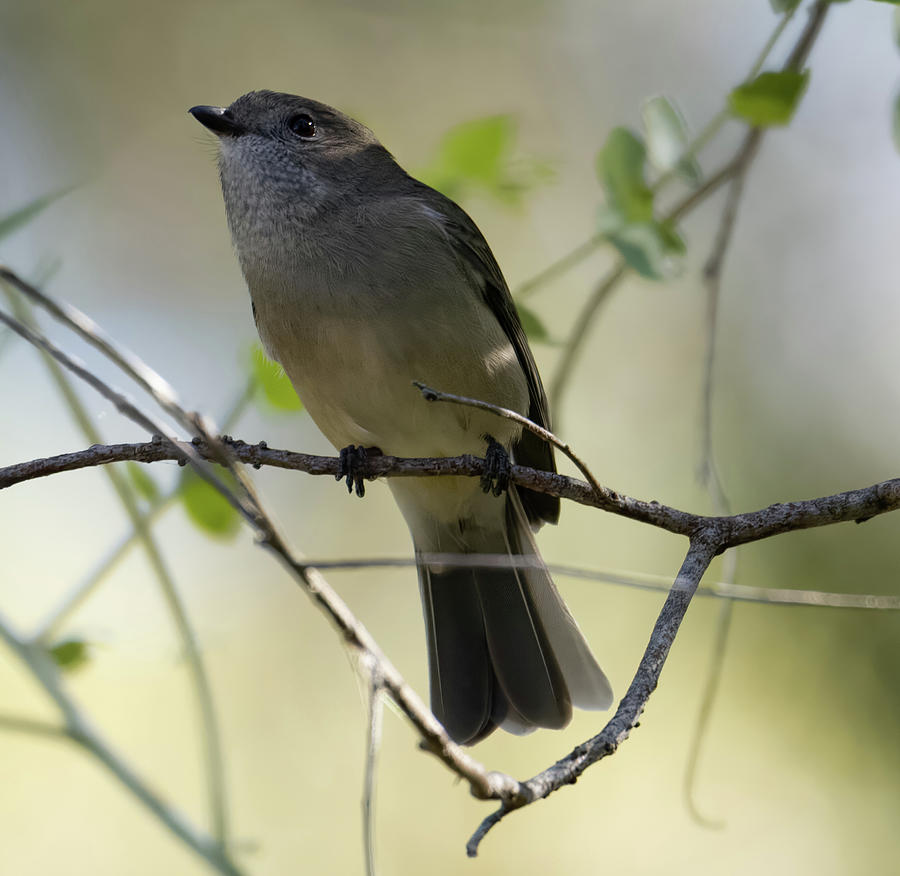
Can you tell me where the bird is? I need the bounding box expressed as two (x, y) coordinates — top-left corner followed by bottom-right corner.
(190, 91), (612, 744)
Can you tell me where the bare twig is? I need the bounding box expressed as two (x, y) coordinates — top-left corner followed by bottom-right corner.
(684, 598), (733, 829)
(413, 381), (607, 497)
(3, 254), (897, 857)
(0, 714), (68, 739)
(0, 277), (515, 805)
(680, 0), (834, 815)
(303, 555), (900, 611)
(2, 288), (232, 845)
(514, 232), (605, 299)
(510, 5), (801, 309)
(549, 0), (831, 416)
(468, 538), (719, 854)
(30, 376), (256, 645)
(0, 611), (244, 876)
(688, 105), (761, 836)
(362, 657), (384, 876)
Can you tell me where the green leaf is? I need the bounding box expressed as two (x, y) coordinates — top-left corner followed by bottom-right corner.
(641, 95), (701, 185)
(437, 115), (513, 185)
(728, 70), (811, 126)
(0, 188), (72, 243)
(516, 301), (550, 343)
(250, 344), (303, 412)
(179, 468), (241, 538)
(895, 8), (900, 48)
(893, 91), (900, 154)
(596, 128), (654, 223)
(606, 221), (685, 280)
(125, 461), (159, 502)
(49, 638), (90, 672)
(870, 0), (900, 5)
(417, 115), (549, 206)
(769, 0), (802, 11)
(641, 96), (702, 185)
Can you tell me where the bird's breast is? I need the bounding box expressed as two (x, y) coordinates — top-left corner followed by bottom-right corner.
(247, 262), (528, 460)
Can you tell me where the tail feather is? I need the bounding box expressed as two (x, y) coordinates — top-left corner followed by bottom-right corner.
(416, 487), (612, 745)
(418, 561), (495, 745)
(503, 494), (614, 712)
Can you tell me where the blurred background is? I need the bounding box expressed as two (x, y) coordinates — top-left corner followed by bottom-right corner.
(2, 0), (900, 873)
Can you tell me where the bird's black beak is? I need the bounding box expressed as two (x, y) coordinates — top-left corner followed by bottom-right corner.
(189, 105), (243, 137)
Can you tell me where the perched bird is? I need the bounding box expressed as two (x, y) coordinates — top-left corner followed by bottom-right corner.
(190, 91), (612, 744)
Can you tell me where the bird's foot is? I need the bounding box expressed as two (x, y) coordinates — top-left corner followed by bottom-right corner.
(336, 445), (380, 497)
(480, 435), (511, 497)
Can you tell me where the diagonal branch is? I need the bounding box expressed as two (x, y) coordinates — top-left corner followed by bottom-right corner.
(0, 611), (244, 876)
(3, 285), (232, 843)
(0, 277), (516, 804)
(2, 245), (898, 859)
(467, 538), (719, 855)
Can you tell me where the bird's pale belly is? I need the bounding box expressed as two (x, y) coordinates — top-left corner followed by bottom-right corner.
(255, 291), (528, 461)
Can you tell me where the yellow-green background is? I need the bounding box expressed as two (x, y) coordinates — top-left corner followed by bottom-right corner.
(2, 0), (900, 873)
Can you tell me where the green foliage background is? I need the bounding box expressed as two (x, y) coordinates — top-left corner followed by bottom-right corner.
(2, 1), (900, 874)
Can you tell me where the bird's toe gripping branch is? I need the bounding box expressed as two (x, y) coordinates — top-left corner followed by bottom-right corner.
(480, 435), (511, 497)
(336, 445), (381, 497)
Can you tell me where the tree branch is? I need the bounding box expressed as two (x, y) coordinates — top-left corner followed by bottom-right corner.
(3, 437), (900, 550)
(467, 538), (719, 854)
(0, 612), (244, 876)
(0, 275), (518, 805)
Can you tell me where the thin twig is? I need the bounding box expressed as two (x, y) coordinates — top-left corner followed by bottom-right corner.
(514, 233), (605, 299)
(413, 381), (607, 497)
(687, 112), (761, 836)
(30, 377), (256, 645)
(468, 538), (719, 855)
(683, 598), (733, 829)
(549, 0), (830, 416)
(510, 5), (799, 306)
(0, 276), (514, 804)
(362, 657), (384, 876)
(0, 612), (244, 876)
(0, 714), (68, 739)
(2, 287), (231, 846)
(548, 260), (626, 413)
(301, 555), (900, 610)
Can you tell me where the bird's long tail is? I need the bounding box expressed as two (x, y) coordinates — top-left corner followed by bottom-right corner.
(416, 489), (612, 745)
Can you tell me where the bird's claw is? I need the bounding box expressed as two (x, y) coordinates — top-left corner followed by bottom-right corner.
(480, 436), (511, 497)
(337, 445), (379, 498)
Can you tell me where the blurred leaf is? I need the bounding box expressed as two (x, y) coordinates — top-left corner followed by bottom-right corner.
(769, 0), (802, 11)
(48, 638), (90, 672)
(895, 8), (900, 47)
(641, 96), (702, 184)
(417, 115), (550, 205)
(870, 0), (900, 4)
(657, 220), (687, 256)
(125, 461), (159, 502)
(0, 188), (72, 243)
(250, 344), (303, 412)
(596, 127), (686, 280)
(729, 70), (811, 126)
(596, 128), (654, 223)
(438, 115), (512, 185)
(179, 468), (241, 538)
(606, 221), (685, 280)
(516, 301), (550, 343)
(893, 91), (900, 154)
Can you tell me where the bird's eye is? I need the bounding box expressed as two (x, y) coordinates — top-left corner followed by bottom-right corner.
(287, 113), (317, 138)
